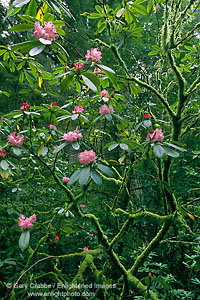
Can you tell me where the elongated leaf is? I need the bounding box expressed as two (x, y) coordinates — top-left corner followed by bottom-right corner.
(143, 120), (152, 128)
(39, 38), (52, 45)
(131, 3), (147, 15)
(108, 143), (119, 151)
(147, 0), (154, 13)
(13, 0), (31, 8)
(29, 45), (45, 56)
(13, 147), (22, 156)
(97, 64), (115, 74)
(82, 75), (97, 93)
(72, 142), (80, 150)
(162, 146), (179, 158)
(105, 114), (112, 121)
(153, 144), (165, 158)
(8, 24), (33, 32)
(90, 168), (102, 185)
(119, 143), (129, 151)
(125, 6), (132, 24)
(68, 169), (81, 185)
(19, 231), (30, 251)
(53, 142), (66, 154)
(78, 166), (90, 185)
(97, 164), (114, 177)
(1, 160), (9, 170)
(40, 146), (48, 156)
(163, 142), (186, 152)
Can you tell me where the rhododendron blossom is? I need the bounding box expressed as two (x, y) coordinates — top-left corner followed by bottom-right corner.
(99, 105), (114, 115)
(50, 102), (57, 107)
(79, 149), (97, 165)
(48, 123), (57, 130)
(54, 235), (59, 241)
(73, 62), (84, 71)
(146, 128), (165, 142)
(85, 48), (102, 63)
(84, 247), (89, 251)
(101, 89), (110, 99)
(18, 214), (36, 230)
(89, 233), (94, 237)
(62, 176), (70, 183)
(0, 150), (7, 159)
(63, 129), (83, 143)
(33, 21), (58, 41)
(8, 132), (24, 147)
(20, 102), (29, 111)
(72, 106), (84, 114)
(144, 113), (152, 119)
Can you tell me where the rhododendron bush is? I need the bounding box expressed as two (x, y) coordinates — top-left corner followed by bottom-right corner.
(0, 0), (199, 300)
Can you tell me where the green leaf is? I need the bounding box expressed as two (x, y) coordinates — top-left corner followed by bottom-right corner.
(7, 6), (22, 17)
(13, 0), (31, 8)
(68, 169), (81, 185)
(97, 64), (115, 74)
(125, 6), (133, 24)
(29, 45), (45, 56)
(13, 147), (22, 156)
(82, 75), (97, 93)
(78, 167), (90, 185)
(62, 226), (73, 234)
(90, 168), (102, 185)
(0, 160), (9, 170)
(105, 114), (112, 121)
(39, 38), (52, 45)
(119, 143), (129, 151)
(40, 146), (48, 156)
(72, 142), (80, 150)
(95, 5), (103, 14)
(108, 143), (119, 151)
(24, 70), (37, 82)
(26, 0), (37, 17)
(163, 142), (186, 152)
(8, 24), (33, 32)
(52, 142), (66, 154)
(19, 231), (30, 251)
(60, 74), (74, 93)
(147, 0), (154, 13)
(97, 164), (114, 177)
(153, 144), (165, 158)
(143, 120), (151, 127)
(162, 146), (179, 158)
(148, 50), (158, 55)
(131, 3), (147, 15)
(88, 13), (102, 19)
(18, 14), (37, 23)
(51, 2), (61, 14)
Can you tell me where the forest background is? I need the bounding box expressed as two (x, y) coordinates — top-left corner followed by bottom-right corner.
(0, 0), (200, 299)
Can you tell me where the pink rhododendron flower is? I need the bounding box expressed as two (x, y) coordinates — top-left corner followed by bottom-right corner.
(146, 128), (165, 142)
(85, 48), (102, 63)
(50, 102), (57, 107)
(94, 66), (103, 76)
(20, 102), (29, 111)
(0, 150), (7, 159)
(63, 129), (83, 143)
(99, 105), (114, 115)
(144, 113), (152, 119)
(79, 149), (97, 165)
(62, 176), (70, 183)
(84, 247), (89, 251)
(101, 89), (110, 99)
(89, 233), (93, 237)
(73, 62), (84, 71)
(18, 214), (36, 230)
(48, 123), (57, 130)
(33, 21), (58, 41)
(8, 132), (24, 147)
(1, 116), (3, 120)
(72, 106), (84, 114)
(80, 204), (85, 208)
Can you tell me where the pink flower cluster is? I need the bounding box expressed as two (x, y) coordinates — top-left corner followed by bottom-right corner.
(144, 113), (152, 119)
(63, 129), (83, 143)
(20, 102), (29, 111)
(146, 129), (165, 142)
(101, 89), (110, 99)
(99, 105), (114, 115)
(79, 149), (97, 165)
(8, 132), (24, 147)
(85, 48), (102, 63)
(49, 123), (57, 130)
(33, 21), (58, 42)
(18, 214), (36, 230)
(0, 150), (7, 159)
(62, 176), (69, 183)
(72, 106), (84, 114)
(51, 102), (57, 107)
(73, 62), (84, 71)
(94, 66), (102, 76)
